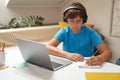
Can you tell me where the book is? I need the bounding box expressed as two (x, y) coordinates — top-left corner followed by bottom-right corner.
(85, 72), (120, 80)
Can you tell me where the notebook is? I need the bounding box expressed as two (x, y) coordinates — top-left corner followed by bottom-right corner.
(86, 72), (120, 80)
(16, 38), (72, 71)
(79, 58), (101, 69)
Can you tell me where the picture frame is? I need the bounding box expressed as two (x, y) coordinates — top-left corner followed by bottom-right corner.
(110, 0), (120, 37)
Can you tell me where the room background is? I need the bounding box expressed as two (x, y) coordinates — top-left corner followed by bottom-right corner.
(0, 0), (120, 63)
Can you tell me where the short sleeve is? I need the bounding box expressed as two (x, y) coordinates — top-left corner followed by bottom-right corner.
(54, 28), (65, 43)
(89, 29), (103, 47)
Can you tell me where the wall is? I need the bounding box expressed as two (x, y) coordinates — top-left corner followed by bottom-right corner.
(61, 0), (120, 62)
(0, 0), (61, 25)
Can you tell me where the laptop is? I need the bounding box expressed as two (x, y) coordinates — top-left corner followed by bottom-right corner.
(16, 38), (72, 71)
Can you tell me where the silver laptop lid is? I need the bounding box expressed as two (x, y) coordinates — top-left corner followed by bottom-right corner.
(16, 38), (54, 70)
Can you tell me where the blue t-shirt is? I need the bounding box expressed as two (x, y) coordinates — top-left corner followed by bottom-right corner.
(54, 25), (103, 57)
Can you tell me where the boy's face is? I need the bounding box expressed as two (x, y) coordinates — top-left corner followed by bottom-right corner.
(67, 16), (83, 30)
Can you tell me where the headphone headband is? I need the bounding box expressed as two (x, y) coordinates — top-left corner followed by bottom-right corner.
(63, 6), (88, 23)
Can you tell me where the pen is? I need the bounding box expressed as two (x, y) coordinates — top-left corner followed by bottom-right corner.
(84, 49), (100, 65)
(0, 43), (1, 52)
(1, 43), (5, 53)
(93, 49), (99, 56)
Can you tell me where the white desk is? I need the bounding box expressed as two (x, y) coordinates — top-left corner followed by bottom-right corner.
(0, 46), (120, 80)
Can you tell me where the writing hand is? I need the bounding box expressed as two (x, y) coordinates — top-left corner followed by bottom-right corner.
(86, 56), (104, 66)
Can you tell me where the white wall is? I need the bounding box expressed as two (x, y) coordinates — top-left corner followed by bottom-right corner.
(0, 0), (61, 24)
(83, 0), (120, 63)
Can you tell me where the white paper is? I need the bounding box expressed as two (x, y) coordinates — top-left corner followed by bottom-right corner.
(78, 60), (101, 69)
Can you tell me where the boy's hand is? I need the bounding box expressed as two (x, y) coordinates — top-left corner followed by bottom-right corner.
(65, 53), (84, 62)
(86, 56), (104, 66)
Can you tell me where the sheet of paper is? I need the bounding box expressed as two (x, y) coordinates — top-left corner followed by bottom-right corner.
(78, 60), (101, 69)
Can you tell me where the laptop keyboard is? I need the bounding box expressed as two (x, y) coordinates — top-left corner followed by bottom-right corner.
(51, 61), (63, 68)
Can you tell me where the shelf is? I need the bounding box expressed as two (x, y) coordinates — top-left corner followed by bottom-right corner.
(5, 0), (69, 7)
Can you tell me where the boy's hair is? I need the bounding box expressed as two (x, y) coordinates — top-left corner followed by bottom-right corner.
(63, 2), (88, 24)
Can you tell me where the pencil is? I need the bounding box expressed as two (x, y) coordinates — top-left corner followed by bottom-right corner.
(0, 43), (1, 52)
(1, 42), (5, 52)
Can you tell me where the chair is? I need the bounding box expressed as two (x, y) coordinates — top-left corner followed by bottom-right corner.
(94, 32), (105, 56)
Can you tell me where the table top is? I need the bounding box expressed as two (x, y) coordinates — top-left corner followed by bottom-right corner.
(0, 46), (120, 80)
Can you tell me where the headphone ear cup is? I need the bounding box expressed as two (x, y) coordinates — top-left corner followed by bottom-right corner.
(83, 15), (88, 23)
(63, 12), (67, 22)
(63, 17), (67, 22)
